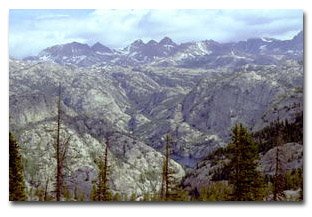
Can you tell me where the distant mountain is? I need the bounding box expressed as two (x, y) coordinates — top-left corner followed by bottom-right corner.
(23, 41), (118, 67)
(91, 42), (112, 54)
(23, 31), (303, 68)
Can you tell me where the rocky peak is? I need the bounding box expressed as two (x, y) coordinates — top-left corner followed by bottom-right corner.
(40, 41), (92, 57)
(146, 40), (158, 46)
(130, 39), (145, 47)
(292, 30), (303, 43)
(91, 42), (112, 53)
(159, 36), (176, 46)
(64, 41), (91, 50)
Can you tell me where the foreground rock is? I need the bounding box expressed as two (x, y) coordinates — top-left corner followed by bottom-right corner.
(18, 122), (185, 200)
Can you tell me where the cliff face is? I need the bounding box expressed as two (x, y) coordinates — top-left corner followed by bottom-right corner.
(182, 62), (303, 139)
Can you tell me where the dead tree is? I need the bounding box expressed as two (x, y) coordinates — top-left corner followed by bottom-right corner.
(160, 134), (181, 201)
(54, 83), (71, 201)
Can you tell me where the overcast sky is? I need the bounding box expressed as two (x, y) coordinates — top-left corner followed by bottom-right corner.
(9, 9), (303, 59)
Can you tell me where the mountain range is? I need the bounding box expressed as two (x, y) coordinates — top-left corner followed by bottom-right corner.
(23, 31), (303, 68)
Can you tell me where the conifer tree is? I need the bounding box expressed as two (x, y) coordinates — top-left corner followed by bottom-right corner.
(199, 186), (209, 201)
(272, 120), (286, 201)
(197, 182), (230, 201)
(160, 134), (185, 201)
(130, 193), (136, 201)
(228, 123), (265, 201)
(9, 132), (27, 201)
(113, 193), (121, 201)
(90, 183), (98, 201)
(96, 137), (111, 201)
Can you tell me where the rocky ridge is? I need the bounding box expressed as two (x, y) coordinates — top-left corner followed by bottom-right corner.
(23, 31), (303, 68)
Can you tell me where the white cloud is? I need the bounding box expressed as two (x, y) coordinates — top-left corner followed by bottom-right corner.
(9, 9), (303, 59)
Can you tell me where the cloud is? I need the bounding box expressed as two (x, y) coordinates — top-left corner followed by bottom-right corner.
(9, 9), (303, 59)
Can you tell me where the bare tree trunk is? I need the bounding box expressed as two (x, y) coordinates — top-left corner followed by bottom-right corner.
(165, 134), (170, 200)
(44, 178), (49, 201)
(273, 146), (279, 201)
(161, 134), (170, 201)
(56, 84), (62, 201)
(102, 138), (109, 200)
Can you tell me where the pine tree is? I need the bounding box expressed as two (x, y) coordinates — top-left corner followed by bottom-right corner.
(160, 134), (184, 201)
(113, 193), (122, 201)
(142, 193), (150, 201)
(130, 193), (136, 201)
(199, 186), (209, 201)
(9, 132), (27, 201)
(228, 123), (265, 201)
(272, 120), (286, 201)
(197, 181), (230, 201)
(96, 137), (111, 201)
(90, 183), (98, 201)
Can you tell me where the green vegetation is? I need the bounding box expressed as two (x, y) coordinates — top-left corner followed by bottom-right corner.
(9, 132), (27, 201)
(197, 182), (231, 201)
(227, 123), (265, 201)
(253, 110), (303, 154)
(160, 134), (187, 201)
(189, 116), (303, 202)
(93, 138), (111, 201)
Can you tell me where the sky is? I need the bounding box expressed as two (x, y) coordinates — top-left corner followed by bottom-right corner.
(9, 9), (303, 59)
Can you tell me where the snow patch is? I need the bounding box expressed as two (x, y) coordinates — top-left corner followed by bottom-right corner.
(261, 38), (273, 43)
(231, 50), (246, 59)
(96, 51), (113, 56)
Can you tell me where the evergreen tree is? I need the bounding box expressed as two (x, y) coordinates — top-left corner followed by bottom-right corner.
(63, 188), (72, 201)
(78, 193), (85, 201)
(130, 193), (136, 201)
(9, 132), (27, 201)
(197, 182), (231, 201)
(96, 137), (111, 201)
(90, 183), (98, 201)
(142, 193), (150, 201)
(285, 168), (303, 200)
(113, 193), (122, 201)
(228, 123), (265, 201)
(160, 134), (185, 201)
(272, 120), (286, 201)
(199, 186), (209, 201)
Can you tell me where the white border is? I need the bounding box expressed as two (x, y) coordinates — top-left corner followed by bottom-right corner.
(1, 1), (310, 217)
